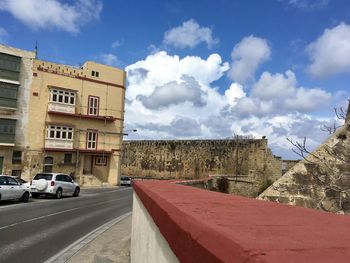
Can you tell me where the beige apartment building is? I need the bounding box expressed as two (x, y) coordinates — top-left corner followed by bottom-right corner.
(0, 44), (126, 186)
(0, 45), (35, 178)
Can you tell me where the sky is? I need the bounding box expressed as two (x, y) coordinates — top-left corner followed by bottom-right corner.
(1, 0), (350, 159)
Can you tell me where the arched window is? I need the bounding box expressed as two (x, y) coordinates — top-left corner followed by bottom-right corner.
(43, 156), (54, 172)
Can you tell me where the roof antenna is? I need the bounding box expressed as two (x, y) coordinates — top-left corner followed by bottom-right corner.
(34, 41), (38, 58)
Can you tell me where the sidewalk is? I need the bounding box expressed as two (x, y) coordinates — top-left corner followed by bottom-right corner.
(47, 213), (132, 263)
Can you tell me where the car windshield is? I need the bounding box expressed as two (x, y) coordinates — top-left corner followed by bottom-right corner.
(121, 176), (130, 180)
(17, 178), (26, 183)
(34, 173), (53, 180)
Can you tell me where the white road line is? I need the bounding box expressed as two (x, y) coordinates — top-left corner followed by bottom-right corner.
(0, 187), (132, 210)
(0, 196), (131, 231)
(45, 212), (132, 263)
(0, 207), (130, 260)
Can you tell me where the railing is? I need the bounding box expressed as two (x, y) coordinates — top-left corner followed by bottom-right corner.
(131, 180), (350, 263)
(48, 101), (75, 114)
(45, 139), (73, 149)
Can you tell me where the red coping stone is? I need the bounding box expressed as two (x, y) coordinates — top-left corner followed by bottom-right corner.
(133, 180), (350, 263)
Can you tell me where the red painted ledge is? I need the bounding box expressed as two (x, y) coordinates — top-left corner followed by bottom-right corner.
(37, 66), (125, 89)
(48, 111), (121, 122)
(133, 180), (350, 263)
(44, 148), (113, 154)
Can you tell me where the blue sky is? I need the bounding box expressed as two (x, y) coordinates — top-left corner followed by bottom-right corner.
(1, 0), (350, 159)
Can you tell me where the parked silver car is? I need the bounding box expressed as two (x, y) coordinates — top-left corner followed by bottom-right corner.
(0, 175), (30, 202)
(120, 176), (132, 186)
(30, 173), (80, 199)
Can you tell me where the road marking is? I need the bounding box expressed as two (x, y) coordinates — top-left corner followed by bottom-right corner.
(44, 212), (132, 263)
(0, 206), (131, 260)
(0, 187), (132, 210)
(0, 195), (132, 230)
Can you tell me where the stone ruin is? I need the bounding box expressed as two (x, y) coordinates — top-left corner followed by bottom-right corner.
(259, 100), (350, 214)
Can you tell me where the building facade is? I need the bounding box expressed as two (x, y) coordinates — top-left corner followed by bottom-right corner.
(0, 44), (126, 186)
(0, 44), (35, 177)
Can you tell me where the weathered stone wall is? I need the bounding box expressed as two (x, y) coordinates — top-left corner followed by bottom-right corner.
(281, 160), (300, 175)
(121, 139), (282, 196)
(259, 121), (350, 214)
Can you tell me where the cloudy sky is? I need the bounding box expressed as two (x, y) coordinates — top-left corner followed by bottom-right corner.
(1, 0), (350, 159)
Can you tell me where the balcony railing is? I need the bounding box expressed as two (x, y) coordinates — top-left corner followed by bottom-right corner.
(45, 139), (73, 150)
(48, 102), (75, 114)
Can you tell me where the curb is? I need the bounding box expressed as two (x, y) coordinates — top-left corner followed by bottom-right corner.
(45, 212), (132, 263)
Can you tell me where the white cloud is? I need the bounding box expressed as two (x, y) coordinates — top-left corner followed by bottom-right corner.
(124, 50), (334, 159)
(125, 51), (229, 137)
(96, 53), (118, 66)
(0, 27), (8, 43)
(252, 70), (296, 100)
(224, 83), (246, 106)
(111, 40), (122, 48)
(163, 19), (218, 49)
(287, 0), (329, 10)
(307, 23), (350, 78)
(0, 0), (102, 33)
(137, 75), (207, 109)
(229, 70), (332, 117)
(228, 35), (271, 83)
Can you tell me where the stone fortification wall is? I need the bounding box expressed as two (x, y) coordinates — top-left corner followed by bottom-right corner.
(121, 139), (282, 196)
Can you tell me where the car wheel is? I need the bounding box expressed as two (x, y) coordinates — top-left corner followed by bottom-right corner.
(20, 192), (30, 203)
(55, 188), (62, 199)
(32, 193), (40, 199)
(73, 187), (80, 197)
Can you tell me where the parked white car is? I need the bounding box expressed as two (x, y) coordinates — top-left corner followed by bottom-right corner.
(0, 175), (30, 202)
(120, 176), (132, 186)
(12, 177), (31, 190)
(30, 173), (80, 199)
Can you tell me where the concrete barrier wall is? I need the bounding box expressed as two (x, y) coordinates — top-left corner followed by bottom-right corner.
(130, 192), (179, 263)
(132, 180), (350, 263)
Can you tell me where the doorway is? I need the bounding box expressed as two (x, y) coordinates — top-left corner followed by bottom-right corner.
(83, 155), (92, 174)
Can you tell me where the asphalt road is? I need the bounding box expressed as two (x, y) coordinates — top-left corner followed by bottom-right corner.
(0, 187), (133, 263)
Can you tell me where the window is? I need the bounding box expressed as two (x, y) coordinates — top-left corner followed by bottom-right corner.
(34, 173), (53, 180)
(95, 156), (107, 166)
(11, 170), (21, 177)
(0, 82), (19, 108)
(64, 175), (73, 183)
(55, 174), (64, 181)
(12, 151), (22, 164)
(47, 125), (73, 140)
(91, 70), (99, 77)
(0, 176), (6, 185)
(88, 96), (99, 116)
(86, 130), (97, 149)
(43, 157), (53, 173)
(64, 153), (72, 164)
(7, 177), (19, 185)
(50, 88), (75, 105)
(0, 52), (21, 81)
(0, 118), (16, 144)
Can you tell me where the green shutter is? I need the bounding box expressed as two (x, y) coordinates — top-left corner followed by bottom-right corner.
(0, 82), (18, 108)
(0, 53), (21, 72)
(0, 118), (16, 143)
(0, 53), (21, 81)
